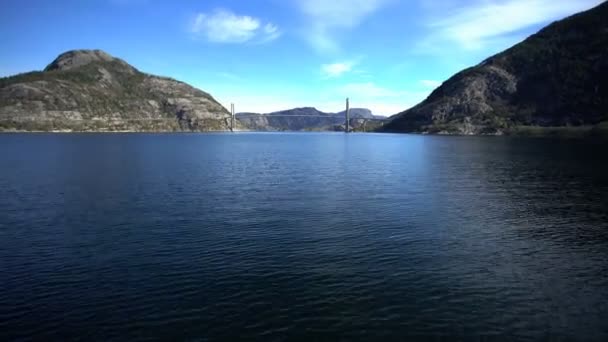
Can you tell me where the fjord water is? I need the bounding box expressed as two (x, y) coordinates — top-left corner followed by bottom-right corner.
(1, 133), (607, 340)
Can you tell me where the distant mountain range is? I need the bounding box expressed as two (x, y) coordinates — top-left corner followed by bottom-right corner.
(382, 1), (608, 135)
(237, 107), (386, 131)
(0, 50), (232, 132)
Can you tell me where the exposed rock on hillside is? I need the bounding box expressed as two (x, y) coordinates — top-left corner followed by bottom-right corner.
(0, 49), (232, 132)
(382, 2), (608, 134)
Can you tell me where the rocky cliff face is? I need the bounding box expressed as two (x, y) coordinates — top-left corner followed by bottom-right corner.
(382, 2), (608, 134)
(0, 49), (232, 132)
(237, 107), (384, 131)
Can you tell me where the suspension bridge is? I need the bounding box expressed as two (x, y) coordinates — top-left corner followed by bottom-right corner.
(229, 98), (388, 132)
(1, 98), (387, 132)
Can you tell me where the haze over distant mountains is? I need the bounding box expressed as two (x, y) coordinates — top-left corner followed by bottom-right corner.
(237, 107), (385, 131)
(0, 50), (232, 132)
(381, 1), (608, 135)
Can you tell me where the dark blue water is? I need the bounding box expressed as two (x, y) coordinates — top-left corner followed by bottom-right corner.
(1, 132), (607, 340)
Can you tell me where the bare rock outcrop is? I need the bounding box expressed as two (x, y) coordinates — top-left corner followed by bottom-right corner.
(0, 49), (232, 132)
(382, 2), (608, 135)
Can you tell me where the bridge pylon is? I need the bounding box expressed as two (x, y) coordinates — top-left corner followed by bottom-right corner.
(345, 98), (350, 133)
(230, 103), (235, 132)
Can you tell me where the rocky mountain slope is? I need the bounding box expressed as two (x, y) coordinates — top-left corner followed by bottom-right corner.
(237, 107), (385, 131)
(0, 50), (232, 132)
(382, 1), (608, 135)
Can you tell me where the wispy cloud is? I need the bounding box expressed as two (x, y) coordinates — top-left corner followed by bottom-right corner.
(321, 61), (357, 78)
(191, 9), (281, 44)
(420, 79), (441, 88)
(296, 0), (391, 53)
(260, 23), (281, 43)
(422, 0), (603, 50)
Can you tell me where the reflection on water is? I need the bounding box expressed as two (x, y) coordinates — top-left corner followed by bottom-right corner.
(1, 133), (607, 340)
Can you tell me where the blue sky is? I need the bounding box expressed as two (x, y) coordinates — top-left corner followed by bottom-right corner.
(0, 0), (603, 115)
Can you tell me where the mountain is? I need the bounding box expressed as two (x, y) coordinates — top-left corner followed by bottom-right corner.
(0, 49), (232, 132)
(237, 107), (385, 131)
(336, 108), (376, 119)
(382, 2), (608, 135)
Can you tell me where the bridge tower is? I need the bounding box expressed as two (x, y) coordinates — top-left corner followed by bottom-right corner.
(230, 103), (235, 132)
(345, 97), (350, 133)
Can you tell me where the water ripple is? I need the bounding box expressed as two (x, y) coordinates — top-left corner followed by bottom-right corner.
(1, 133), (607, 340)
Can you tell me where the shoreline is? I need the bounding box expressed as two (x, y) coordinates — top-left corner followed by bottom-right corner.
(2, 122), (607, 137)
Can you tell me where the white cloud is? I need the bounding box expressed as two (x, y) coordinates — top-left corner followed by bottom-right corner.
(424, 0), (603, 50)
(420, 79), (442, 88)
(259, 23), (281, 43)
(191, 9), (281, 44)
(321, 61), (356, 78)
(296, 0), (391, 53)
